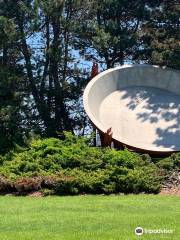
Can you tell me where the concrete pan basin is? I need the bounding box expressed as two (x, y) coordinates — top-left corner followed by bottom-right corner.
(83, 65), (180, 154)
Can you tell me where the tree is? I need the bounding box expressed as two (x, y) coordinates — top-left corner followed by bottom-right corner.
(75, 0), (149, 68)
(1, 0), (89, 138)
(0, 15), (25, 153)
(137, 0), (180, 69)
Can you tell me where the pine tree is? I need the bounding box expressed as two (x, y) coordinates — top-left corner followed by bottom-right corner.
(1, 0), (89, 138)
(76, 0), (148, 68)
(0, 14), (25, 153)
(138, 1), (180, 69)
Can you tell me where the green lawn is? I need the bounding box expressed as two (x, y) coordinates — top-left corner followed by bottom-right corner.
(0, 195), (179, 240)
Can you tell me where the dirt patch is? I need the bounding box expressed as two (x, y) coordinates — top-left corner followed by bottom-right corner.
(160, 187), (180, 196)
(27, 191), (44, 197)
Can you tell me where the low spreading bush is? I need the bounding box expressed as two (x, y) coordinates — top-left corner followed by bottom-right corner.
(0, 132), (175, 195)
(156, 153), (180, 171)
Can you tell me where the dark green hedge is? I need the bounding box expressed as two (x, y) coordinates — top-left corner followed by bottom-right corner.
(0, 132), (177, 195)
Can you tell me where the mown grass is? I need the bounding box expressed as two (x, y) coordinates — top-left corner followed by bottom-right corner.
(0, 195), (179, 240)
